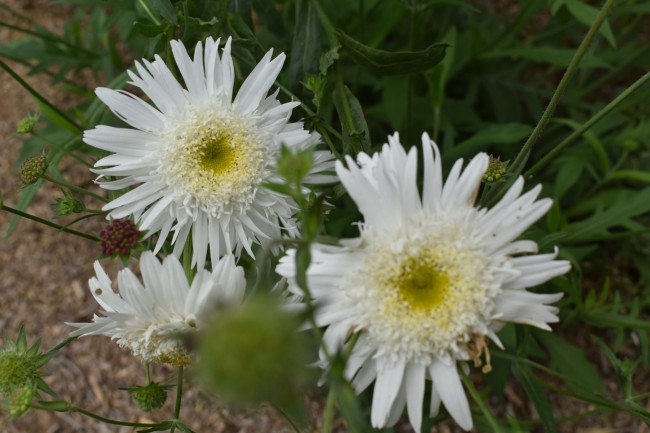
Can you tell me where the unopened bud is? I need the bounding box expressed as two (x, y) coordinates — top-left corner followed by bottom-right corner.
(130, 382), (167, 411)
(19, 155), (47, 186)
(7, 383), (35, 419)
(53, 191), (85, 218)
(16, 114), (39, 135)
(198, 296), (309, 407)
(100, 218), (142, 258)
(482, 155), (508, 184)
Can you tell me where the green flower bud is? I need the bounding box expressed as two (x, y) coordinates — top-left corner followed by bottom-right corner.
(130, 382), (167, 411)
(19, 155), (47, 186)
(16, 114), (39, 135)
(7, 383), (35, 419)
(53, 191), (85, 218)
(0, 326), (50, 398)
(482, 155), (508, 184)
(198, 297), (309, 407)
(0, 352), (37, 396)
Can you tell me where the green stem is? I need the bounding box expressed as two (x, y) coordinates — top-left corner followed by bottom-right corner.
(145, 362), (151, 384)
(322, 388), (336, 433)
(43, 175), (108, 203)
(71, 405), (160, 428)
(460, 370), (501, 433)
(0, 203), (99, 242)
(46, 336), (77, 356)
(525, 71), (650, 178)
(169, 367), (184, 433)
(0, 21), (96, 55)
(0, 59), (83, 132)
(489, 0), (616, 202)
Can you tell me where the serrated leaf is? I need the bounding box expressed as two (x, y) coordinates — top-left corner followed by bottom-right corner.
(337, 30), (448, 75)
(536, 332), (603, 394)
(563, 187), (650, 243)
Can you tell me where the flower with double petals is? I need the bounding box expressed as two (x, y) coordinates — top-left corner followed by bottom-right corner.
(277, 132), (571, 431)
(85, 37), (334, 269)
(69, 252), (245, 366)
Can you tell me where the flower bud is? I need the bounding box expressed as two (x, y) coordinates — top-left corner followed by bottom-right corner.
(53, 191), (85, 218)
(100, 218), (142, 258)
(198, 296), (309, 407)
(6, 383), (35, 419)
(130, 382), (167, 411)
(19, 155), (47, 186)
(482, 155), (508, 184)
(16, 114), (39, 135)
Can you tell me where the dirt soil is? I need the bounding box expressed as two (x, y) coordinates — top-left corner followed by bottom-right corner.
(0, 1), (648, 433)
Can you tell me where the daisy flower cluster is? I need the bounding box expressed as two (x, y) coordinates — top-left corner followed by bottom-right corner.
(70, 36), (570, 432)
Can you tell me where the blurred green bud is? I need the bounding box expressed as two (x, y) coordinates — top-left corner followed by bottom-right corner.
(622, 139), (639, 152)
(6, 383), (35, 419)
(482, 155), (508, 184)
(0, 327), (48, 397)
(16, 114), (39, 135)
(276, 145), (313, 185)
(130, 382), (167, 411)
(19, 155), (47, 186)
(198, 296), (309, 407)
(53, 191), (85, 218)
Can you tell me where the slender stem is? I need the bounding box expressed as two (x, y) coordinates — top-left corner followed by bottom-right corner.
(0, 59), (83, 132)
(1, 203), (99, 242)
(46, 336), (77, 355)
(460, 371), (501, 433)
(169, 367), (184, 433)
(145, 362), (151, 384)
(0, 21), (96, 55)
(525, 71), (650, 177)
(322, 388), (336, 433)
(43, 175), (108, 203)
(71, 405), (159, 428)
(502, 0), (616, 184)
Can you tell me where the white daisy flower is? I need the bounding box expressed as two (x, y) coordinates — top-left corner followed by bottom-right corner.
(68, 252), (246, 366)
(276, 132), (571, 431)
(85, 37), (335, 269)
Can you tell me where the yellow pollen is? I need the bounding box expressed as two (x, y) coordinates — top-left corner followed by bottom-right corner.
(396, 259), (449, 310)
(199, 134), (236, 175)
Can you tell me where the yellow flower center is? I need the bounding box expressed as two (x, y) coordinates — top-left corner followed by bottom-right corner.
(396, 257), (449, 310)
(160, 105), (271, 216)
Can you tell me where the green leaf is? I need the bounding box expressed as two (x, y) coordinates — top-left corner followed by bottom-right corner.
(562, 0), (616, 47)
(288, 0), (322, 92)
(333, 84), (371, 155)
(512, 362), (558, 433)
(536, 332), (603, 394)
(133, 18), (172, 37)
(443, 123), (533, 161)
(337, 30), (448, 75)
(606, 170), (650, 185)
(150, 0), (178, 24)
(562, 187), (650, 243)
(481, 47), (611, 69)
